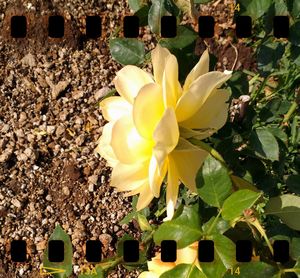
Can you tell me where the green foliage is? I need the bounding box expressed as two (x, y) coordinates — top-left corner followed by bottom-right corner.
(249, 128), (280, 161)
(290, 21), (300, 46)
(128, 0), (147, 12)
(148, 0), (167, 34)
(109, 38), (145, 65)
(196, 155), (233, 208)
(223, 262), (278, 278)
(221, 190), (261, 221)
(265, 194), (300, 231)
(287, 0), (300, 19)
(160, 25), (197, 50)
(154, 204), (202, 248)
(107, 0), (300, 276)
(161, 264), (206, 278)
(134, 5), (151, 26)
(291, 237), (300, 260)
(286, 175), (300, 194)
(42, 225), (73, 278)
(202, 234), (235, 277)
(257, 39), (285, 76)
(238, 0), (272, 21)
(201, 234), (236, 278)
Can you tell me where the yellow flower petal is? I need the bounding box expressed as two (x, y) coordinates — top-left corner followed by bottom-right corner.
(133, 83), (164, 139)
(162, 54), (182, 108)
(123, 183), (145, 196)
(95, 122), (118, 167)
(176, 242), (199, 266)
(136, 183), (155, 211)
(149, 155), (168, 198)
(114, 65), (154, 104)
(183, 49), (209, 92)
(100, 96), (132, 122)
(111, 162), (149, 191)
(171, 138), (208, 192)
(179, 126), (213, 141)
(151, 44), (171, 85)
(176, 71), (232, 122)
(124, 182), (155, 211)
(148, 255), (175, 275)
(152, 107), (179, 171)
(180, 89), (230, 133)
(164, 155), (180, 221)
(138, 272), (159, 278)
(111, 116), (153, 164)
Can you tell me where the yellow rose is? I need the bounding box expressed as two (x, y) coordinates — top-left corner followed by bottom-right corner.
(138, 242), (200, 278)
(96, 45), (231, 220)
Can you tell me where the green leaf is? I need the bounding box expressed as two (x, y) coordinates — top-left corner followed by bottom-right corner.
(116, 234), (147, 266)
(257, 39), (285, 76)
(223, 262), (278, 278)
(148, 0), (166, 34)
(222, 189), (261, 221)
(239, 0), (272, 21)
(274, 0), (289, 15)
(294, 9), (300, 22)
(196, 155), (232, 208)
(172, 0), (193, 17)
(287, 0), (300, 19)
(260, 98), (285, 123)
(109, 38), (145, 65)
(291, 237), (300, 260)
(137, 213), (152, 231)
(290, 21), (300, 46)
(293, 259), (300, 276)
(231, 175), (260, 193)
(134, 5), (151, 26)
(43, 225), (73, 278)
(160, 25), (197, 49)
(128, 0), (147, 12)
(249, 128), (279, 161)
(287, 175), (300, 195)
(201, 234), (236, 278)
(116, 234), (134, 258)
(265, 194), (300, 231)
(267, 127), (288, 145)
(291, 45), (300, 66)
(160, 263), (206, 278)
(119, 211), (136, 225)
(154, 204), (202, 248)
(164, 0), (181, 17)
(202, 216), (230, 235)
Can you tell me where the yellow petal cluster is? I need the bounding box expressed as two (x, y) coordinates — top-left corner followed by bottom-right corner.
(138, 242), (200, 278)
(96, 44), (231, 220)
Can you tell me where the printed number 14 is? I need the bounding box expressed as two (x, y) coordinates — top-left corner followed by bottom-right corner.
(229, 267), (241, 275)
(230, 3), (240, 12)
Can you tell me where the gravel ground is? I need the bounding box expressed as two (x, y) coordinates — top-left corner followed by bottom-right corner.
(0, 1), (145, 277)
(0, 0), (255, 277)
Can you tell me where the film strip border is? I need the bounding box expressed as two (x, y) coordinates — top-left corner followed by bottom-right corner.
(9, 238), (290, 264)
(1, 11), (292, 50)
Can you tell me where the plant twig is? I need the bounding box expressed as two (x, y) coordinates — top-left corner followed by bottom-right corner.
(283, 101), (298, 123)
(229, 42), (238, 71)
